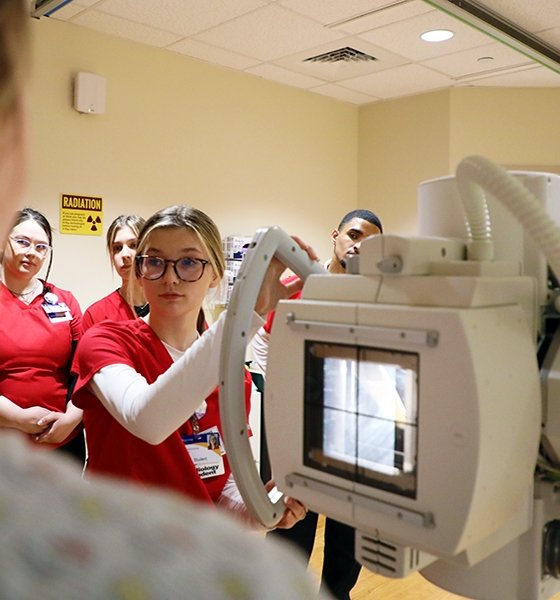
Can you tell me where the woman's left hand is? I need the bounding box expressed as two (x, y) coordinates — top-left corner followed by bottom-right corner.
(254, 236), (319, 316)
(34, 403), (82, 445)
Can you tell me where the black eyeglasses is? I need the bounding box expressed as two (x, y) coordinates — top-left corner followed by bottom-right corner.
(136, 255), (210, 282)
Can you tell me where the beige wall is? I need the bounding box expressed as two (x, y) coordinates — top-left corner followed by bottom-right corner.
(26, 19), (358, 308)
(25, 18), (560, 310)
(358, 86), (560, 235)
(448, 87), (560, 169)
(358, 90), (451, 235)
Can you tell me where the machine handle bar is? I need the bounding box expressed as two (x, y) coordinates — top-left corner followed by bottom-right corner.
(219, 226), (325, 528)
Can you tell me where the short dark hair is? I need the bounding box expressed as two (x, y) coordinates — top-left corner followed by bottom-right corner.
(338, 209), (383, 233)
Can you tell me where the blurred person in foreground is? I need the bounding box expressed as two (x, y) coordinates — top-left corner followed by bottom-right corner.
(0, 3), (332, 598)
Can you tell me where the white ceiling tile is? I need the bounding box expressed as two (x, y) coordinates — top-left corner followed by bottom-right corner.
(50, 0), (100, 15)
(342, 63), (453, 99)
(245, 63), (325, 89)
(465, 64), (560, 87)
(272, 36), (408, 83)
(277, 0), (395, 26)
(72, 10), (182, 47)
(470, 0), (560, 32)
(193, 4), (345, 62)
(51, 3), (87, 19)
(73, 0), (105, 7)
(422, 41), (534, 79)
(359, 10), (493, 61)
(537, 27), (560, 50)
(168, 39), (260, 70)
(95, 0), (268, 37)
(336, 1), (435, 35)
(310, 83), (379, 105)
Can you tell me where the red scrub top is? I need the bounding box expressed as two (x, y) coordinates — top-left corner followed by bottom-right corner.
(73, 319), (251, 503)
(82, 289), (136, 331)
(0, 281), (82, 416)
(263, 274), (301, 334)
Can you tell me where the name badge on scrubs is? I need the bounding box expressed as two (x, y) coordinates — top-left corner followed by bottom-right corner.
(182, 427), (225, 479)
(42, 293), (72, 323)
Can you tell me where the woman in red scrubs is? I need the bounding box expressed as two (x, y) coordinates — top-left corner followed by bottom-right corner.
(73, 204), (309, 528)
(0, 208), (84, 460)
(83, 214), (148, 330)
(83, 211), (252, 503)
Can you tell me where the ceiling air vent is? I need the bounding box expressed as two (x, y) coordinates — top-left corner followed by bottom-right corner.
(303, 47), (377, 64)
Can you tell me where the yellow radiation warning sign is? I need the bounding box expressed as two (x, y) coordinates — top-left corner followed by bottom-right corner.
(60, 194), (103, 236)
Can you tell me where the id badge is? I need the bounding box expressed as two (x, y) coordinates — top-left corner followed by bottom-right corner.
(182, 427), (225, 479)
(42, 301), (72, 323)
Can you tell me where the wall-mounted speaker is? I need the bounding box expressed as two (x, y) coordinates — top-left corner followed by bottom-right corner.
(73, 72), (106, 115)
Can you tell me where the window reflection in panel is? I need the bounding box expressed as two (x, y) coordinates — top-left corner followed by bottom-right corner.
(304, 341), (418, 499)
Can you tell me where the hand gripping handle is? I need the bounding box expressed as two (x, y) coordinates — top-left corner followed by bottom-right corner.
(219, 226), (325, 528)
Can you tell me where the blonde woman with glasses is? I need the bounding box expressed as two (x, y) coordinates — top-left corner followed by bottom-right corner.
(72, 204), (312, 529)
(0, 207), (85, 462)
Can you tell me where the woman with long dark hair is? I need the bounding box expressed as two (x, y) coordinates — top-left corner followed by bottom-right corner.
(0, 207), (84, 461)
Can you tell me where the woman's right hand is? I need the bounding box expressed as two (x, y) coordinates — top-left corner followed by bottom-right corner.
(34, 401), (83, 445)
(254, 236), (319, 316)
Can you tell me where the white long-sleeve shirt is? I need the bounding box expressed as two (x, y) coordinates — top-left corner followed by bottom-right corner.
(89, 311), (263, 445)
(87, 310), (265, 528)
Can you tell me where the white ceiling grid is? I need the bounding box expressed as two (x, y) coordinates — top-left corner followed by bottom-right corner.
(47, 0), (560, 105)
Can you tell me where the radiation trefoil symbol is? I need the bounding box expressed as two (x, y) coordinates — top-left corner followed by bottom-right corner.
(87, 214), (102, 232)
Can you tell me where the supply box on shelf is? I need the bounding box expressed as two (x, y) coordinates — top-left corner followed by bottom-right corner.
(222, 235), (252, 305)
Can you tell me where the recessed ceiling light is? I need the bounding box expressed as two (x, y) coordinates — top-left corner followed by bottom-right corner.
(420, 29), (454, 42)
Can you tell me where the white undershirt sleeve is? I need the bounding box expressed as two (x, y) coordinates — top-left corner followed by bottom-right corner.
(89, 311), (264, 445)
(250, 326), (270, 374)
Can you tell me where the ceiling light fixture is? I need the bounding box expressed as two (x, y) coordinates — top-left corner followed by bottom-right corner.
(421, 29), (455, 42)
